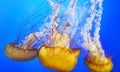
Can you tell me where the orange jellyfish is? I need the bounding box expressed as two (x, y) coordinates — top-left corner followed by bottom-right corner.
(38, 30), (80, 71)
(84, 54), (113, 72)
(4, 0), (52, 62)
(38, 46), (80, 71)
(5, 33), (38, 61)
(36, 0), (81, 70)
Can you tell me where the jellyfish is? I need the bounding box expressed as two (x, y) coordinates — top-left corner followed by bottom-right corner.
(5, 44), (37, 61)
(37, 0), (82, 71)
(4, 0), (51, 61)
(38, 30), (80, 71)
(85, 54), (113, 72)
(5, 33), (38, 61)
(80, 0), (113, 71)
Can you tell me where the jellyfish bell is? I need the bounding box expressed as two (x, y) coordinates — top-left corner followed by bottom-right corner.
(5, 43), (38, 61)
(84, 54), (113, 72)
(38, 46), (80, 71)
(4, 32), (40, 61)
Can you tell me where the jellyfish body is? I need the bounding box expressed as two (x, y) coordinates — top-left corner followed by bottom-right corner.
(38, 46), (80, 71)
(5, 43), (38, 61)
(84, 54), (113, 72)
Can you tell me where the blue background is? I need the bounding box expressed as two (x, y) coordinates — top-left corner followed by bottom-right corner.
(0, 0), (120, 72)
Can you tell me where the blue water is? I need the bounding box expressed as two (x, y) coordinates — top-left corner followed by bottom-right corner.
(0, 0), (120, 72)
